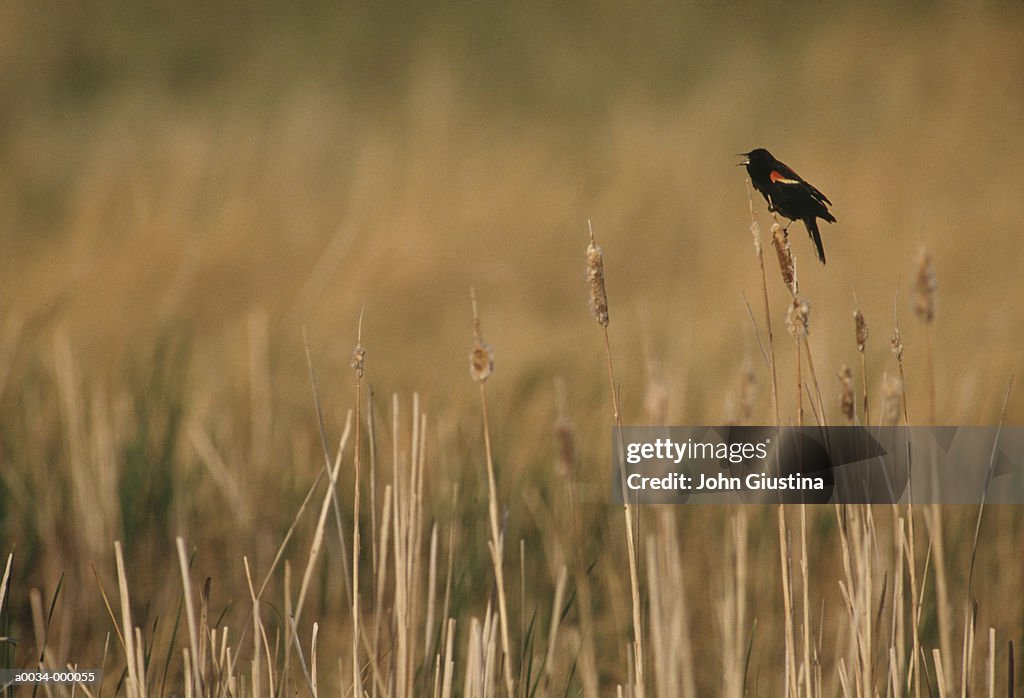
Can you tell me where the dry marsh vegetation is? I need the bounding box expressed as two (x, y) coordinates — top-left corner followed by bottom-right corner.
(1, 2), (1023, 696)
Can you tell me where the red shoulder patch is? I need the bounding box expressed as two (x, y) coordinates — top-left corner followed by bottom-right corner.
(769, 170), (799, 184)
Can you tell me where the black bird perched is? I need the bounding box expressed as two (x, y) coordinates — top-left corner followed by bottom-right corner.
(740, 148), (836, 265)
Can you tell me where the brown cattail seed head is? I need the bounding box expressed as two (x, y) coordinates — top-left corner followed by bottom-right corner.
(587, 239), (609, 327)
(838, 365), (854, 423)
(771, 223), (797, 295)
(882, 374), (903, 425)
(854, 310), (868, 353)
(914, 247), (936, 323)
(786, 296), (811, 338)
(351, 344), (365, 379)
(470, 341), (494, 383)
(891, 326), (903, 362)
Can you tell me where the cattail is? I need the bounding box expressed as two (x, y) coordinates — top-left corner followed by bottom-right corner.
(587, 237), (609, 327)
(771, 222), (797, 296)
(351, 343), (365, 378)
(786, 296), (811, 338)
(838, 365), (854, 423)
(891, 325), (903, 362)
(854, 310), (868, 353)
(470, 341), (494, 383)
(914, 247), (936, 323)
(882, 374), (903, 425)
(469, 289), (494, 383)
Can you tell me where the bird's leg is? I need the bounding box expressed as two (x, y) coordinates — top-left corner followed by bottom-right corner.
(766, 195), (777, 213)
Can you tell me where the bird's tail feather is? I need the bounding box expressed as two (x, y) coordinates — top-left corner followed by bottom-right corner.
(804, 218), (826, 265)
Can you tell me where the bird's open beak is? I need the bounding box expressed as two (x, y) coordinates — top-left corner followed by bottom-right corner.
(735, 152), (750, 166)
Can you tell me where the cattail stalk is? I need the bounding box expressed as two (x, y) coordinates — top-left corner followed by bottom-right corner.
(891, 283), (922, 698)
(350, 311), (365, 697)
(587, 222), (646, 698)
(554, 378), (600, 698)
(786, 295), (811, 426)
(747, 185), (781, 425)
(469, 289), (515, 698)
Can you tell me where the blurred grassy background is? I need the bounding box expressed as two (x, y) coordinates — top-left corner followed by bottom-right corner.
(1, 0), (1023, 693)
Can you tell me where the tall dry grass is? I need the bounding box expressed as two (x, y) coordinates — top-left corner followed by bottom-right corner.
(2, 2), (1024, 696)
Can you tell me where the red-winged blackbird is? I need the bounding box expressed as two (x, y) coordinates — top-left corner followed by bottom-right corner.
(740, 148), (836, 265)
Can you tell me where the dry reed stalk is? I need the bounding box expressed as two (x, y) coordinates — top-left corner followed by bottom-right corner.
(392, 397), (410, 698)
(889, 515), (907, 693)
(244, 557), (273, 697)
(302, 327), (354, 605)
(645, 512), (697, 698)
(933, 649), (948, 698)
(925, 504), (954, 694)
(890, 284), (922, 698)
(802, 338), (827, 428)
(786, 296), (810, 426)
(174, 538), (199, 698)
(389, 394), (430, 697)
(469, 289), (515, 698)
(901, 516), (922, 698)
(296, 412), (354, 624)
(986, 628), (995, 698)
(747, 184), (781, 424)
(424, 523), (439, 666)
(372, 484), (393, 697)
(720, 510), (749, 698)
(891, 288), (911, 432)
(587, 222), (646, 698)
(854, 308), (870, 426)
(554, 379), (600, 698)
(799, 506), (814, 698)
(351, 312), (366, 697)
(442, 618), (457, 698)
(770, 214), (827, 427)
(0, 552), (11, 624)
(959, 603), (977, 698)
(288, 614), (316, 697)
(963, 378), (1015, 698)
(777, 507), (798, 698)
(311, 622), (320, 697)
(542, 566), (569, 692)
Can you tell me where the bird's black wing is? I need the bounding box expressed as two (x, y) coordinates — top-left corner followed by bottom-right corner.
(770, 161), (832, 206)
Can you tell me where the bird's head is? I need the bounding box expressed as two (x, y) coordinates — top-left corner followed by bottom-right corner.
(737, 148), (773, 167)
